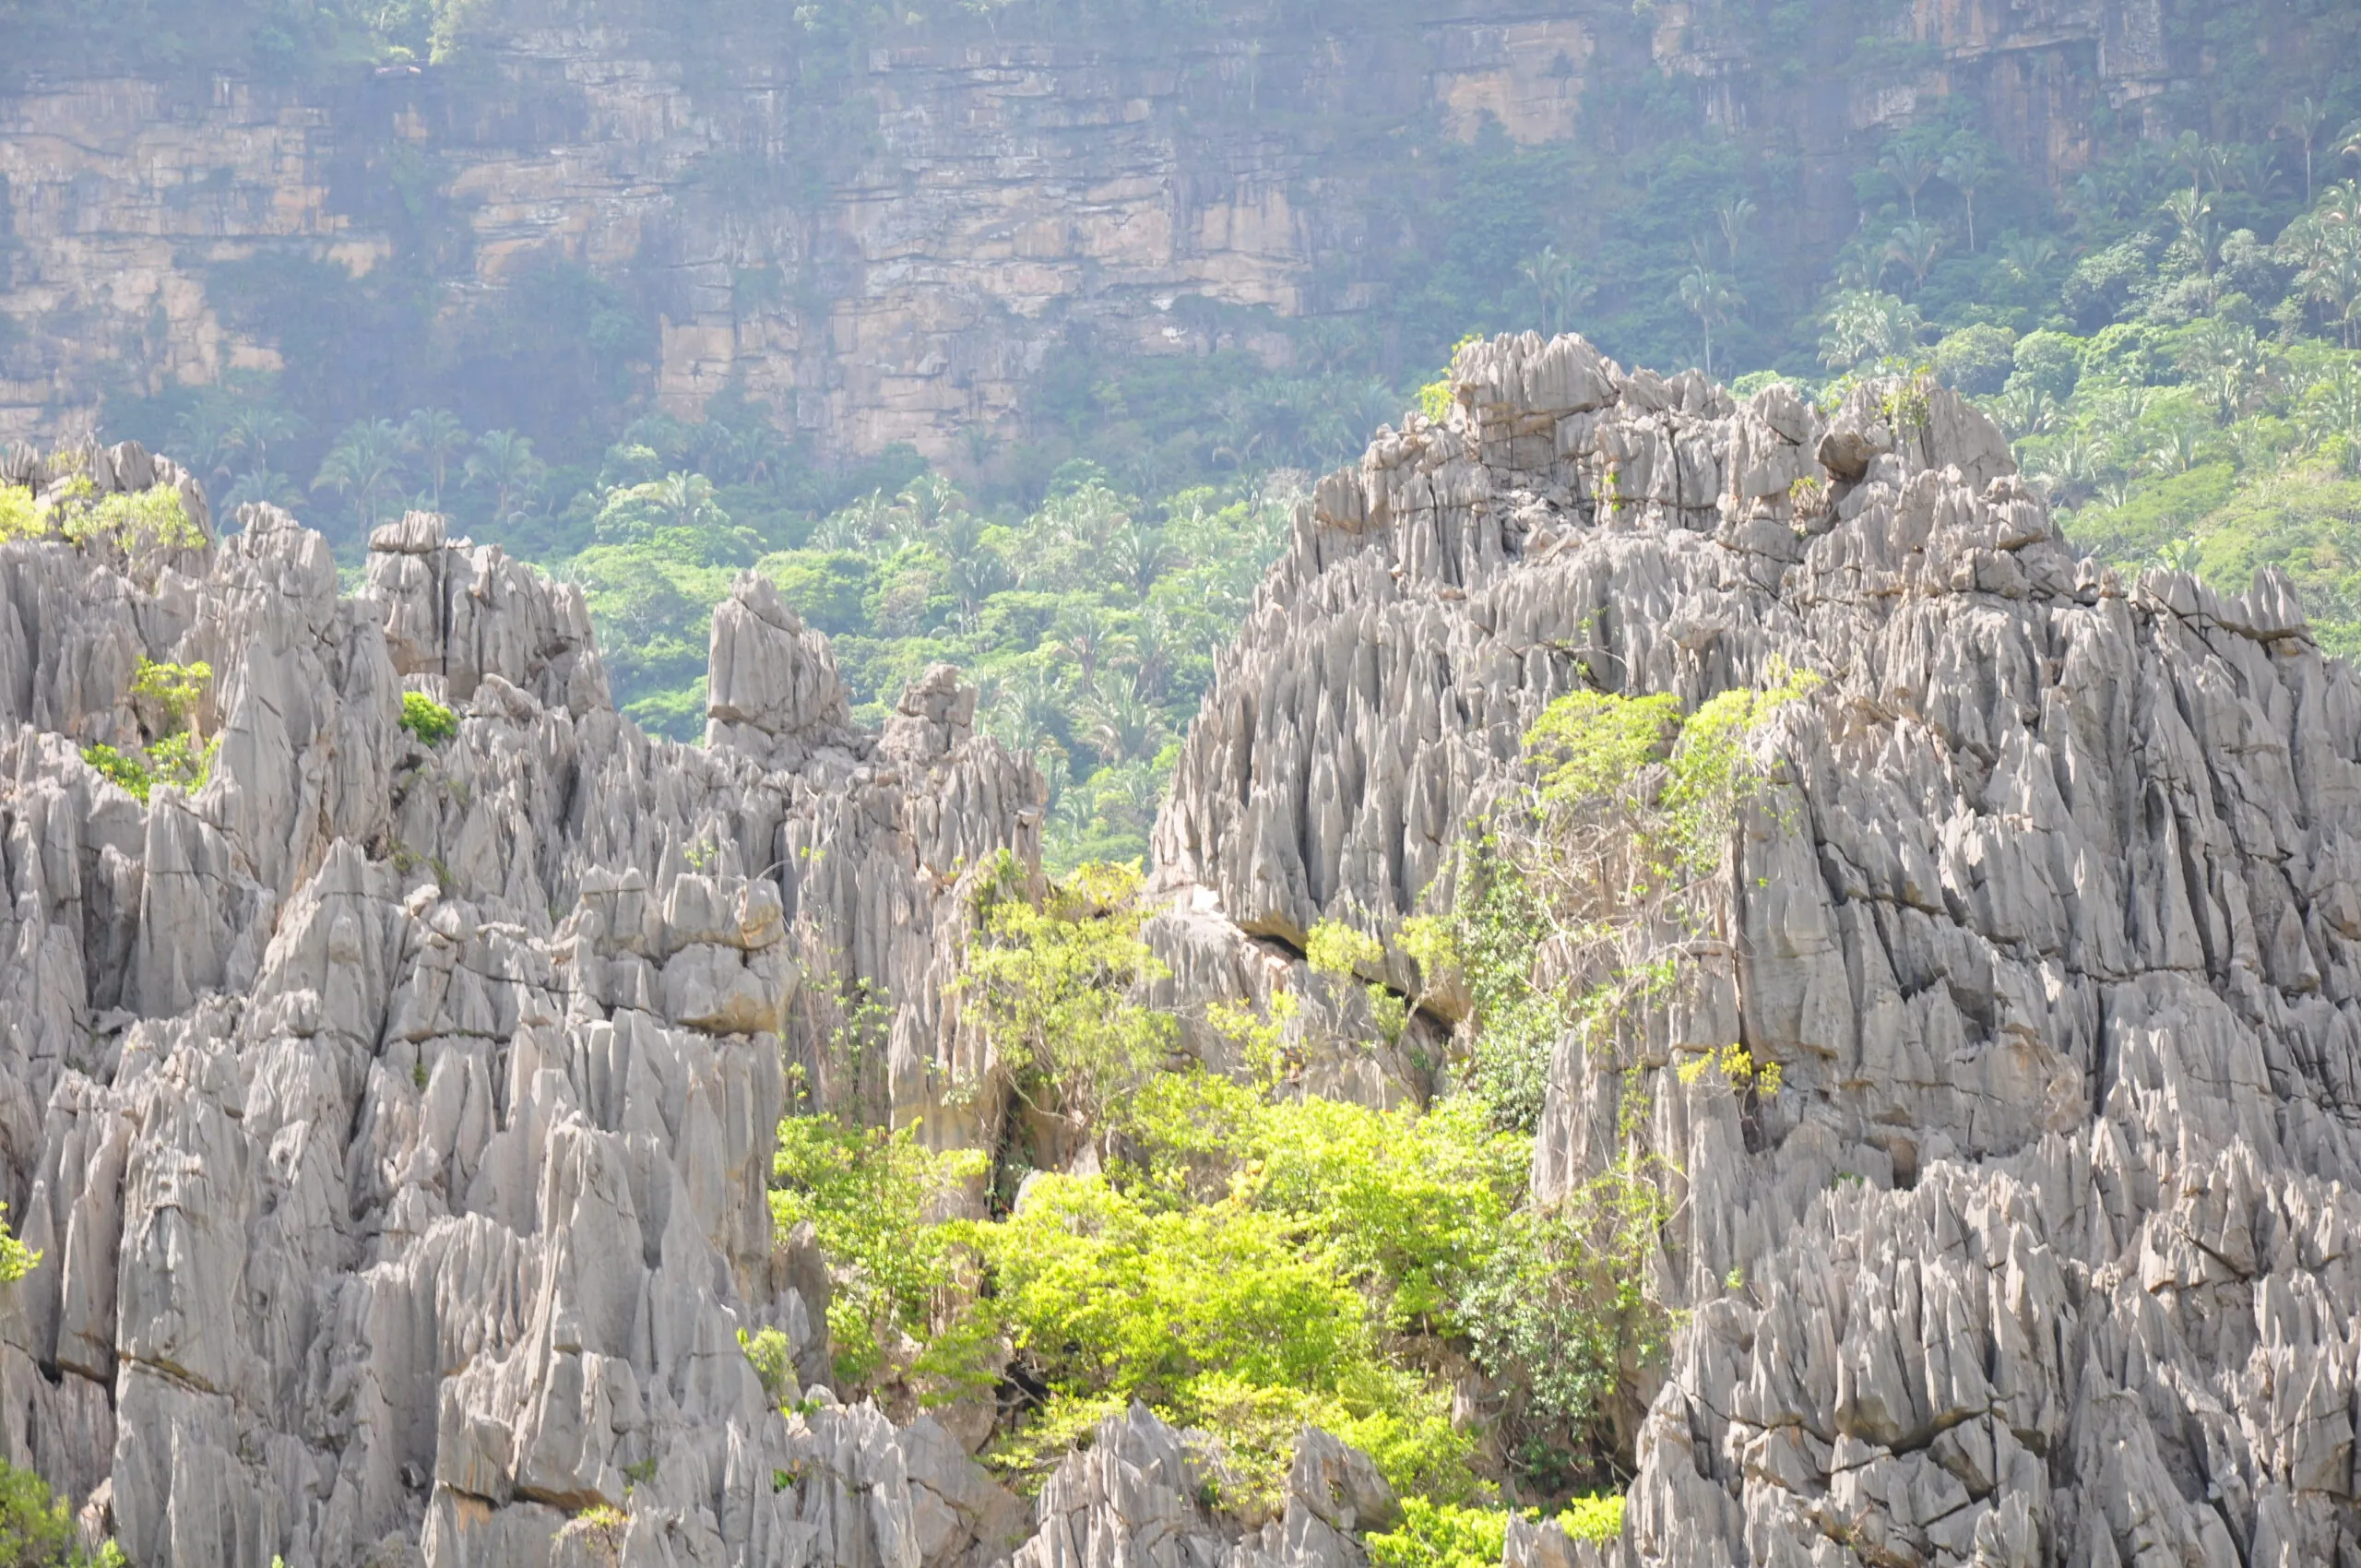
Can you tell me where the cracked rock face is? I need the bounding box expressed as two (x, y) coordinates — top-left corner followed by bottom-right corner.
(1151, 333), (2361, 1563)
(0, 470), (1043, 1565)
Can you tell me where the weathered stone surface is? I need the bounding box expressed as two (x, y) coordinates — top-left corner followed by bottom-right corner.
(0, 488), (1041, 1564)
(1150, 330), (2361, 1564)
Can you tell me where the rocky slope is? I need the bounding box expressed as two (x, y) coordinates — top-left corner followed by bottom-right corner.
(0, 0), (2177, 457)
(0, 458), (1054, 1563)
(1152, 334), (2361, 1564)
(9, 318), (2361, 1568)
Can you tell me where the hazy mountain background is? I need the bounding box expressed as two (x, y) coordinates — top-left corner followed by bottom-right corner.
(1, 0), (2355, 863)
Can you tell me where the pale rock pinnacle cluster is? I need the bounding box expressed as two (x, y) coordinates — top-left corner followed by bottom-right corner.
(6, 323), (2360, 1568)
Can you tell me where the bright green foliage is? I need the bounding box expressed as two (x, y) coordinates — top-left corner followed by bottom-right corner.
(80, 745), (153, 801)
(0, 488), (44, 544)
(1558, 1494), (1625, 1543)
(962, 857), (1175, 1124)
(1366, 1500), (1511, 1568)
(0, 481), (199, 557)
(739, 1325), (798, 1406)
(955, 1162), (1473, 1507)
(1364, 1495), (1626, 1568)
(1306, 919), (1411, 1043)
(1306, 920), (1386, 980)
(62, 484), (205, 554)
(1525, 692), (1680, 811)
(399, 691), (460, 746)
(129, 659), (211, 726)
(770, 1114), (988, 1394)
(0, 1205), (40, 1285)
(0, 1456), (124, 1566)
(80, 737), (217, 803)
(1247, 1095), (1525, 1334)
(82, 654), (220, 804)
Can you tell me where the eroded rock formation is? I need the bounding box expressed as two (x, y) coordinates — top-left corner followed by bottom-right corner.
(1151, 332), (2361, 1563)
(12, 313), (2361, 1568)
(0, 466), (1045, 1564)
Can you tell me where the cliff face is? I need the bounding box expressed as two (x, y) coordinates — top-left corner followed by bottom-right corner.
(1152, 335), (2361, 1563)
(0, 0), (2175, 459)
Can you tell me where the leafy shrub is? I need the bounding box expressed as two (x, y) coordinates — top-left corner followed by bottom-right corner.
(955, 1167), (1471, 1506)
(0, 1205), (39, 1285)
(129, 659), (211, 726)
(80, 735), (217, 803)
(769, 1115), (988, 1394)
(1365, 1495), (1624, 1568)
(739, 1325), (798, 1406)
(0, 1457), (123, 1566)
(1932, 324), (2016, 395)
(79, 745), (153, 802)
(1558, 1494), (1625, 1543)
(961, 856), (1175, 1126)
(399, 691), (460, 746)
(1366, 1499), (1511, 1568)
(0, 481), (200, 556)
(1458, 1174), (1671, 1493)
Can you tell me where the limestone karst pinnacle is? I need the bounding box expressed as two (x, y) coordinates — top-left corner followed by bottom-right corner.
(5, 330), (2360, 1565)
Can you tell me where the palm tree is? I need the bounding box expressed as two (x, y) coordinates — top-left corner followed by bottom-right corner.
(1105, 517), (1173, 598)
(1991, 386), (2057, 440)
(1084, 680), (1165, 766)
(218, 468), (303, 516)
(464, 430), (544, 522)
(1880, 145), (1940, 218)
(2147, 426), (2206, 476)
(2160, 188), (2220, 291)
(312, 419), (408, 533)
(223, 404), (302, 481)
(1677, 266), (1741, 377)
(2303, 369), (2361, 457)
(1818, 290), (1925, 372)
(1056, 605), (1131, 694)
(938, 510), (1008, 627)
(1997, 234), (2058, 286)
(895, 472), (963, 538)
(1939, 136), (1999, 252)
(1716, 196), (1758, 265)
(1520, 246), (1593, 337)
(1881, 220), (1945, 294)
(400, 409), (471, 507)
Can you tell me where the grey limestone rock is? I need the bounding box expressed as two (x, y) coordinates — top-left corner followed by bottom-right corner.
(0, 491), (1041, 1565)
(1150, 330), (2361, 1565)
(1012, 1406), (1394, 1568)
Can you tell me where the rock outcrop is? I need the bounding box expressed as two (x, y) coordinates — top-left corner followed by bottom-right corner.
(16, 315), (2361, 1568)
(0, 1), (2184, 458)
(1151, 331), (2361, 1563)
(0, 466), (1044, 1564)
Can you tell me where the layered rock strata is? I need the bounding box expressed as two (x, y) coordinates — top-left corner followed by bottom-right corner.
(0, 0), (2180, 457)
(1151, 331), (2361, 1563)
(0, 462), (1043, 1565)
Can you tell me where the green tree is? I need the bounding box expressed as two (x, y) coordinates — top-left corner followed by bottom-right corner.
(400, 409), (471, 507)
(312, 418), (409, 535)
